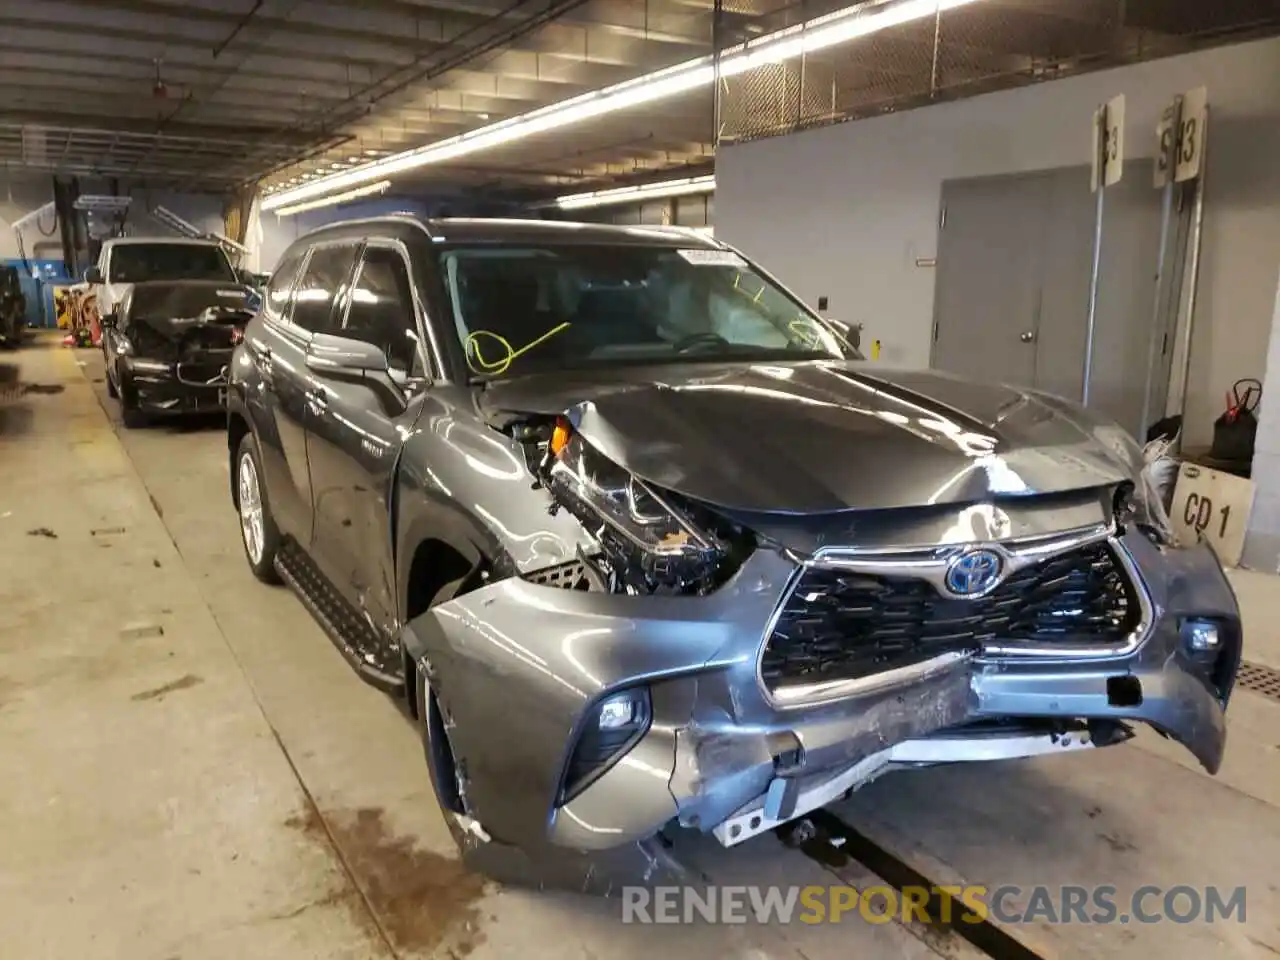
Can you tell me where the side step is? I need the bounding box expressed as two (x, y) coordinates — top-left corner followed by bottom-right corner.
(275, 541), (404, 695)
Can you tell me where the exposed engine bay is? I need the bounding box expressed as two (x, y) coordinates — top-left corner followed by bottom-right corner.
(510, 415), (755, 596)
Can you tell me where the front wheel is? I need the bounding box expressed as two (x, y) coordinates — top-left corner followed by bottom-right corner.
(118, 374), (147, 429)
(105, 355), (118, 398)
(236, 433), (282, 584)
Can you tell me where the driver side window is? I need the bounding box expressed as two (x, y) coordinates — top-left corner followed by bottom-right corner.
(342, 246), (419, 373)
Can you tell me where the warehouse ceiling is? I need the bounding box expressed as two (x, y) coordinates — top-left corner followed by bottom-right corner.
(1, 0), (1277, 200)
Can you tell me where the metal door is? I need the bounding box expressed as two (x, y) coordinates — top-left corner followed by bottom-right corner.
(1030, 162), (1165, 436)
(931, 173), (1050, 387)
(932, 165), (1167, 437)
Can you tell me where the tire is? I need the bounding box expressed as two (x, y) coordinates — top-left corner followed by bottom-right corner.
(415, 661), (472, 849)
(118, 375), (146, 429)
(235, 433), (283, 584)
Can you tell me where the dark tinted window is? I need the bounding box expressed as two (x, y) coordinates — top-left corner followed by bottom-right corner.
(342, 246), (418, 371)
(292, 243), (358, 333)
(107, 243), (235, 283)
(437, 244), (849, 380)
(266, 248), (305, 318)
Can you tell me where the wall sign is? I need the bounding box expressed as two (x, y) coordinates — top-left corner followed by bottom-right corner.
(1091, 94), (1125, 192)
(1174, 86), (1208, 183)
(1170, 462), (1255, 567)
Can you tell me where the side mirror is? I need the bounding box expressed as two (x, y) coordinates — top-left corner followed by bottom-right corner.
(85, 267), (104, 285)
(826, 317), (862, 352)
(306, 333), (405, 413)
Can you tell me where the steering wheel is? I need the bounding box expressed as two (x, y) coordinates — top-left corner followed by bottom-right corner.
(671, 331), (730, 354)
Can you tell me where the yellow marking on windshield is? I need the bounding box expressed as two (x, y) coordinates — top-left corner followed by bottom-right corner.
(788, 318), (826, 348)
(465, 322), (571, 376)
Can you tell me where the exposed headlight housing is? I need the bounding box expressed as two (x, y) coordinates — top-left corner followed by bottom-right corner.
(1113, 470), (1178, 547)
(543, 423), (751, 594)
(123, 322), (173, 359)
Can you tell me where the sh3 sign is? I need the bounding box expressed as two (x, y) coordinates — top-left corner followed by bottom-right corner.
(1170, 462), (1255, 567)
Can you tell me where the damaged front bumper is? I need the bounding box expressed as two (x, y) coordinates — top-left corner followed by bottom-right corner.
(403, 529), (1239, 854)
(126, 357), (229, 414)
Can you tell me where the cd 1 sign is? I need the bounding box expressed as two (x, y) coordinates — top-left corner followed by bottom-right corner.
(1170, 463), (1255, 567)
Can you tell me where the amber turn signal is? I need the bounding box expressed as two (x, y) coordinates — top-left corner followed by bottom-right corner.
(550, 417), (573, 456)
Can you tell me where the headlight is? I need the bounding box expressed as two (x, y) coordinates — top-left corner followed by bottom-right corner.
(549, 430), (716, 559)
(544, 426), (748, 594)
(124, 322), (172, 358)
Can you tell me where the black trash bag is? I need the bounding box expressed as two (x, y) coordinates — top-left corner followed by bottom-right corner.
(1146, 414), (1182, 445)
(1209, 378), (1261, 463)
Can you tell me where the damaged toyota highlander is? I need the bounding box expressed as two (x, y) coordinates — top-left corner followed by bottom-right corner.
(227, 215), (1241, 884)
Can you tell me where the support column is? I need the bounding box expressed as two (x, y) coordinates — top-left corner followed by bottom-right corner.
(1242, 265), (1280, 572)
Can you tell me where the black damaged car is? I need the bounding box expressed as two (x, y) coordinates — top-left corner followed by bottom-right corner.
(102, 281), (257, 427)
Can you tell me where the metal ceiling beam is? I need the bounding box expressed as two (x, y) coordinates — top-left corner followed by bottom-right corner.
(45, 0), (471, 56)
(260, 0), (593, 140)
(0, 114), (330, 151)
(0, 43), (374, 88)
(0, 16), (420, 70)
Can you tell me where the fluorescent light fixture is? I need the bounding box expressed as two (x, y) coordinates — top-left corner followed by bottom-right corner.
(211, 231), (249, 254)
(262, 0), (982, 212)
(556, 174), (715, 210)
(152, 204), (204, 237)
(74, 194), (132, 212)
(273, 180), (392, 217)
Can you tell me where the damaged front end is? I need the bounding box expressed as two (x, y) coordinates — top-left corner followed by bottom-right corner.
(402, 406), (1241, 864)
(121, 303), (251, 413)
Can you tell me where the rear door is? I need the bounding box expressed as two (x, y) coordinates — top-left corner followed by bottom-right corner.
(252, 241), (359, 544)
(305, 240), (428, 638)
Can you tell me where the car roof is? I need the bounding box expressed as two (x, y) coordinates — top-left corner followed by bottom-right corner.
(296, 213), (723, 249)
(103, 236), (222, 247)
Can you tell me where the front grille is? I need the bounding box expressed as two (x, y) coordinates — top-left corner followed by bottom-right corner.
(761, 542), (1140, 692)
(175, 358), (230, 385)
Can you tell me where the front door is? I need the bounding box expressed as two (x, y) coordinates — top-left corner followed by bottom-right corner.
(305, 242), (427, 639)
(254, 241), (360, 543)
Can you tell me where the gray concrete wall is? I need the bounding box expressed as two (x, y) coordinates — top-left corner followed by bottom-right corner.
(1, 172), (60, 260)
(716, 36), (1280, 452)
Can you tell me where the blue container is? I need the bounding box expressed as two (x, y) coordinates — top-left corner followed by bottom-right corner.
(1, 258), (72, 328)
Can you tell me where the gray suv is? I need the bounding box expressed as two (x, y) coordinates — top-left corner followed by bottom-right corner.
(227, 214), (1241, 885)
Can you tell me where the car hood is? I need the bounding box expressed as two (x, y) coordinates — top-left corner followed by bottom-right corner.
(126, 281), (255, 340)
(479, 360), (1141, 514)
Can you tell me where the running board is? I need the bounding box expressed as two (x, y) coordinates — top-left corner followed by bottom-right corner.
(274, 542), (404, 695)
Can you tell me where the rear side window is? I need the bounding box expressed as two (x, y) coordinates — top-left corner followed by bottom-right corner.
(265, 248), (305, 319)
(291, 243), (358, 333)
(342, 246), (418, 371)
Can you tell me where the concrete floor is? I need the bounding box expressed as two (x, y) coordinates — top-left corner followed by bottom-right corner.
(2, 336), (1279, 959)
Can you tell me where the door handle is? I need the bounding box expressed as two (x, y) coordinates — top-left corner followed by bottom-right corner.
(1020, 330), (1036, 343)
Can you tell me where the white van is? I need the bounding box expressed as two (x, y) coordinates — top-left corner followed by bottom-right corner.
(87, 237), (240, 319)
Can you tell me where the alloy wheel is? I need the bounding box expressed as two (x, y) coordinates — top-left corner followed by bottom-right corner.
(238, 451), (265, 565)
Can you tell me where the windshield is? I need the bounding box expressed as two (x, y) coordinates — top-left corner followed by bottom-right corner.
(437, 244), (853, 379)
(107, 244), (235, 283)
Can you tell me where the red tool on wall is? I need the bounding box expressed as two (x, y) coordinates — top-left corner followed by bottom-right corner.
(1209, 378), (1262, 466)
